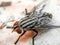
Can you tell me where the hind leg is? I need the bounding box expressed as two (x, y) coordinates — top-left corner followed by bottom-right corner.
(32, 29), (38, 45)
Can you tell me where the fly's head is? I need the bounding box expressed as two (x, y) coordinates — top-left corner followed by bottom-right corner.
(12, 21), (22, 34)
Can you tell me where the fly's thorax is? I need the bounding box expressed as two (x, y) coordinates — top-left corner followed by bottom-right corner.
(19, 16), (38, 31)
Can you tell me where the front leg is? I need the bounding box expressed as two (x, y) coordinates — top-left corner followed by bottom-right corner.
(15, 31), (26, 45)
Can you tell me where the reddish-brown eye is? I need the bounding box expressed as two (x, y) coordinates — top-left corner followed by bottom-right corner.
(14, 28), (22, 34)
(12, 21), (22, 34)
(14, 21), (19, 26)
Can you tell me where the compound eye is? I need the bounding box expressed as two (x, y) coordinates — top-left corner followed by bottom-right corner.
(15, 28), (22, 34)
(14, 21), (19, 26)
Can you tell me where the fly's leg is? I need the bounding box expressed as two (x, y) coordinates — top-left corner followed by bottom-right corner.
(32, 29), (38, 45)
(15, 31), (26, 45)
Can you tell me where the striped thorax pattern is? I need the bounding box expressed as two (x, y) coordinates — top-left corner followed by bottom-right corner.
(18, 12), (52, 31)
